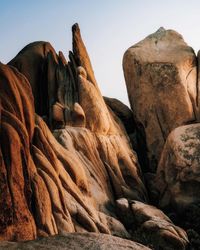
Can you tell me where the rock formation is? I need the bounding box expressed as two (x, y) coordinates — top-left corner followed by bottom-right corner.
(155, 124), (200, 211)
(123, 27), (198, 172)
(1, 24), (147, 241)
(1, 24), (198, 249)
(0, 63), (36, 241)
(0, 233), (150, 250)
(123, 27), (200, 249)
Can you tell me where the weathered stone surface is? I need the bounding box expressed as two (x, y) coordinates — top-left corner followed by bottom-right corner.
(104, 97), (149, 169)
(0, 233), (150, 250)
(9, 41), (79, 129)
(72, 23), (99, 90)
(104, 96), (135, 134)
(9, 41), (59, 125)
(0, 24), (148, 242)
(77, 66), (112, 134)
(155, 123), (200, 212)
(0, 23), (191, 249)
(130, 201), (188, 250)
(123, 27), (197, 172)
(0, 63), (36, 241)
(116, 198), (188, 249)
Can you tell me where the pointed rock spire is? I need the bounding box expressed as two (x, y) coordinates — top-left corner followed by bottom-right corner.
(72, 23), (98, 89)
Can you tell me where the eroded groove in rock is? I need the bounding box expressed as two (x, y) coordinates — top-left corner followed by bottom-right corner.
(0, 63), (36, 241)
(0, 24), (190, 250)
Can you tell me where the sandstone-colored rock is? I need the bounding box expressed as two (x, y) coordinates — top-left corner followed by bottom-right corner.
(72, 23), (99, 90)
(116, 198), (135, 228)
(0, 233), (150, 250)
(123, 27), (197, 172)
(9, 41), (79, 129)
(0, 63), (36, 241)
(1, 53), (118, 241)
(104, 96), (148, 168)
(0, 23), (191, 249)
(71, 102), (86, 127)
(116, 197), (188, 249)
(0, 24), (149, 241)
(155, 123), (200, 211)
(9, 41), (59, 125)
(78, 66), (112, 134)
(130, 200), (188, 250)
(52, 102), (65, 124)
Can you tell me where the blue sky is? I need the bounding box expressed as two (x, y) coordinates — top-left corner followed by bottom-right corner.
(1, 0), (200, 105)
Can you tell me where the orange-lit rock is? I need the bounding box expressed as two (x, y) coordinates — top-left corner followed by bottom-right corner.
(0, 24), (190, 249)
(1, 24), (147, 241)
(0, 63), (36, 241)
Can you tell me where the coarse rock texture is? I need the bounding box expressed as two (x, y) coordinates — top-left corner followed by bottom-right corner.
(1, 24), (148, 240)
(9, 41), (59, 126)
(0, 24), (149, 241)
(123, 27), (198, 172)
(155, 123), (200, 212)
(0, 63), (36, 241)
(0, 233), (150, 250)
(0, 24), (191, 249)
(130, 201), (188, 250)
(116, 198), (188, 250)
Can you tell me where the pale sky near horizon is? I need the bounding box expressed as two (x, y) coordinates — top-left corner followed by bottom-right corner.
(1, 0), (200, 106)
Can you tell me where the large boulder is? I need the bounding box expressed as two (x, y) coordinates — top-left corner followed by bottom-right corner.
(155, 123), (200, 212)
(123, 27), (198, 172)
(116, 198), (188, 250)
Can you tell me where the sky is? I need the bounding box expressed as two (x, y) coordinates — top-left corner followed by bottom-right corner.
(1, 0), (200, 106)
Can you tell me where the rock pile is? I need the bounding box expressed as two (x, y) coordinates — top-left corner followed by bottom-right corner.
(2, 24), (200, 249)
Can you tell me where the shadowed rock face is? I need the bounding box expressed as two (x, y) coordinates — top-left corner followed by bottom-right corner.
(0, 24), (190, 249)
(9, 41), (79, 129)
(123, 27), (198, 172)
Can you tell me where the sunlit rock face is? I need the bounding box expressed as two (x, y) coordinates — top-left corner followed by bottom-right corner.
(123, 27), (198, 172)
(0, 24), (190, 249)
(1, 24), (147, 241)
